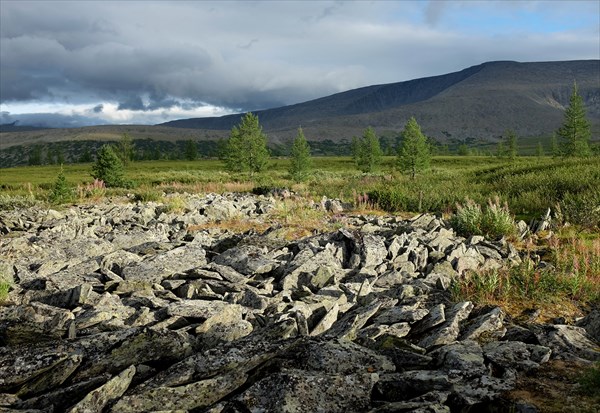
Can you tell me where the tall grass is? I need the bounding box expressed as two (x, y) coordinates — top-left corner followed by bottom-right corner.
(451, 235), (600, 316)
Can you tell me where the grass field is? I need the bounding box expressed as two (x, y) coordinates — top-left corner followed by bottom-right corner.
(1, 155), (598, 223)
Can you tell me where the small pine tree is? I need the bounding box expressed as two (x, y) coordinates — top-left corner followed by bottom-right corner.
(557, 82), (592, 157)
(505, 129), (518, 161)
(28, 145), (43, 166)
(496, 141), (505, 158)
(50, 166), (73, 204)
(550, 133), (560, 158)
(536, 142), (544, 157)
(397, 117), (430, 179)
(184, 139), (198, 161)
(117, 133), (135, 165)
(92, 145), (126, 187)
(289, 127), (312, 181)
(223, 113), (270, 174)
(353, 127), (382, 173)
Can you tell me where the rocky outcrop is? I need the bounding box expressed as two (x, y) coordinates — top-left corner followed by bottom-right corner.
(0, 193), (598, 412)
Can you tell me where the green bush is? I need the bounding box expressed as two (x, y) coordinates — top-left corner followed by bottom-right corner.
(559, 190), (600, 230)
(579, 362), (600, 398)
(450, 197), (515, 238)
(450, 198), (483, 236)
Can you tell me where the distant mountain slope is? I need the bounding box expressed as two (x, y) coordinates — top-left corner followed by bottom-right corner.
(161, 60), (600, 141)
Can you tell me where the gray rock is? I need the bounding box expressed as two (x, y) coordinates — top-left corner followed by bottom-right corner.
(418, 302), (473, 349)
(460, 306), (506, 341)
(483, 341), (551, 372)
(233, 369), (377, 413)
(373, 371), (452, 402)
(577, 309), (600, 343)
(111, 372), (247, 412)
(68, 365), (135, 413)
(532, 324), (600, 361)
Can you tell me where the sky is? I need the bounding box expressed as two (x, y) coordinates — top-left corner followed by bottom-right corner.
(1, 0), (599, 128)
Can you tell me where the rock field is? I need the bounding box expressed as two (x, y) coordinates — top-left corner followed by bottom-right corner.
(0, 193), (598, 412)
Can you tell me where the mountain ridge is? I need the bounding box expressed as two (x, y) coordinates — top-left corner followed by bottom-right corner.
(160, 59), (600, 141)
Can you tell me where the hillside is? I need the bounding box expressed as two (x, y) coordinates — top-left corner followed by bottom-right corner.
(1, 60), (599, 167)
(161, 60), (600, 142)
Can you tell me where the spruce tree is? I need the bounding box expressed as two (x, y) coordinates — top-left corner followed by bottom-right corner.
(289, 127), (311, 181)
(92, 144), (126, 187)
(117, 133), (135, 165)
(397, 117), (430, 179)
(353, 127), (383, 173)
(557, 82), (592, 157)
(536, 142), (544, 157)
(505, 129), (518, 161)
(184, 139), (198, 161)
(224, 113), (270, 173)
(50, 165), (73, 204)
(550, 133), (560, 158)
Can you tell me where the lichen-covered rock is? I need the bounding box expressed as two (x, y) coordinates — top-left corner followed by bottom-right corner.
(68, 365), (135, 413)
(233, 369), (378, 413)
(1, 195), (597, 412)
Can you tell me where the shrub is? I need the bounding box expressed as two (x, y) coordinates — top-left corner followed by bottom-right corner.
(579, 362), (600, 398)
(451, 197), (515, 238)
(450, 198), (483, 236)
(558, 190), (600, 230)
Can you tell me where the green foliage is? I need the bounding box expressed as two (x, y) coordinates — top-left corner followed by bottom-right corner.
(579, 362), (600, 398)
(133, 188), (162, 203)
(450, 197), (515, 238)
(452, 236), (600, 310)
(352, 127), (382, 173)
(289, 127), (312, 181)
(28, 145), (43, 166)
(557, 190), (600, 230)
(536, 142), (544, 157)
(397, 117), (430, 178)
(557, 82), (592, 157)
(92, 145), (127, 187)
(457, 144), (470, 156)
(49, 166), (73, 204)
(184, 139), (198, 161)
(223, 113), (270, 173)
(550, 133), (560, 157)
(505, 129), (518, 161)
(79, 147), (93, 163)
(0, 194), (38, 210)
(117, 133), (136, 165)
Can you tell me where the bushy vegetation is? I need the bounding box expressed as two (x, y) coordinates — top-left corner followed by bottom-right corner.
(579, 362), (600, 398)
(450, 197), (516, 238)
(451, 235), (600, 315)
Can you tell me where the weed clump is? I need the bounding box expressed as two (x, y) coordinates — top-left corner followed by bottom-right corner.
(451, 197), (515, 238)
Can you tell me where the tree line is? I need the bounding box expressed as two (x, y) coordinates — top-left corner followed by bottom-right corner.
(86, 83), (596, 187)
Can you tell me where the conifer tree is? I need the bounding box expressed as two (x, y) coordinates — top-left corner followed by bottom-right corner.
(536, 142), (544, 157)
(397, 117), (430, 179)
(289, 127), (311, 181)
(92, 144), (126, 187)
(557, 82), (592, 157)
(224, 113), (270, 173)
(50, 165), (73, 204)
(505, 129), (518, 161)
(353, 127), (382, 173)
(117, 133), (135, 165)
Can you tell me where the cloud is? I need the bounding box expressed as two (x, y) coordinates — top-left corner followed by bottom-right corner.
(93, 104), (104, 113)
(1, 1), (598, 125)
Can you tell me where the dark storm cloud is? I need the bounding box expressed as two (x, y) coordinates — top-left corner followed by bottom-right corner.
(1, 0), (598, 125)
(93, 104), (104, 113)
